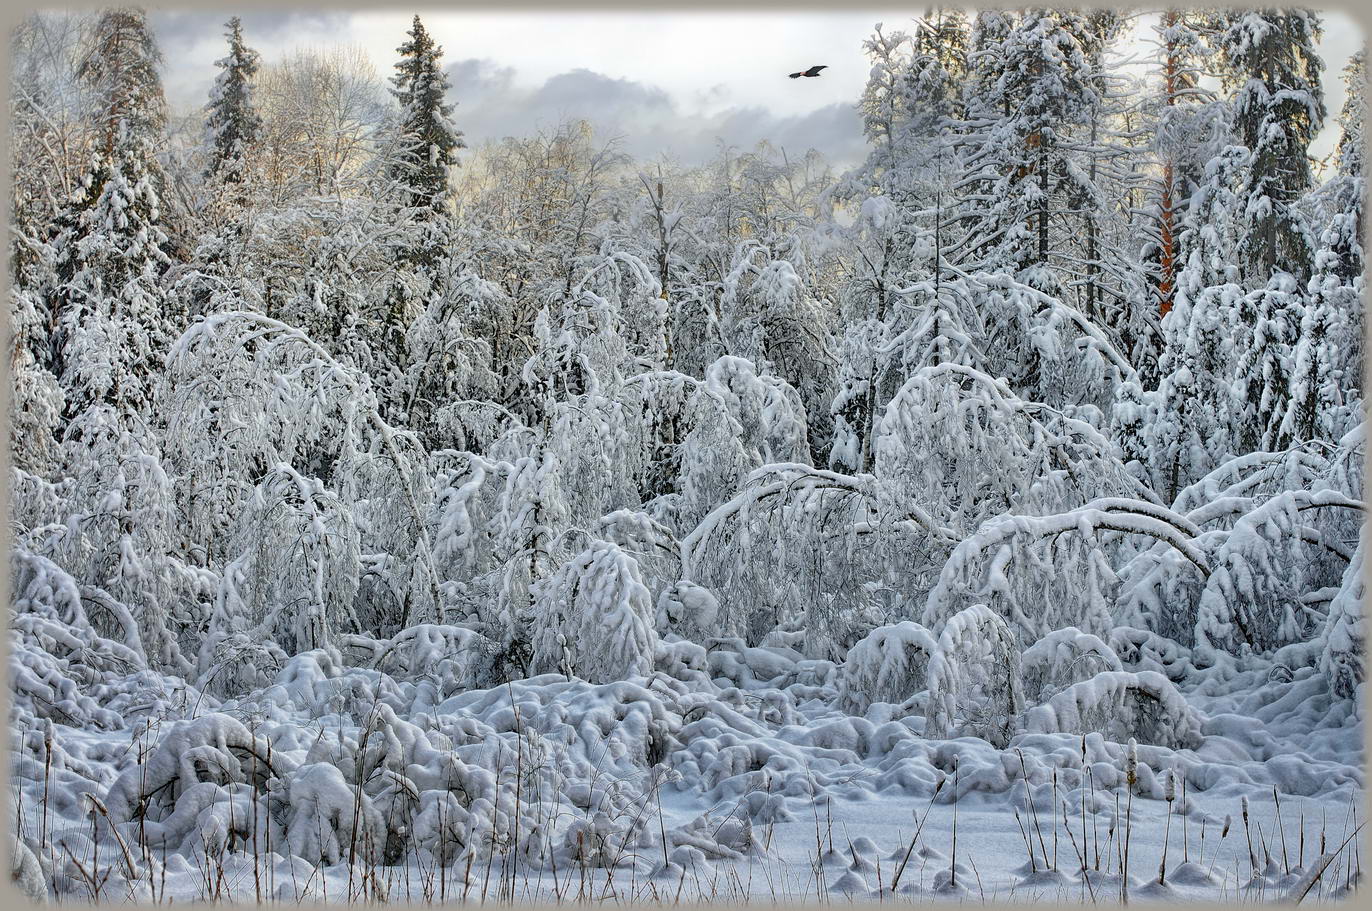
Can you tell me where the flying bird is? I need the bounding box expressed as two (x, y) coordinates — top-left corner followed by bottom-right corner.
(788, 65), (828, 79)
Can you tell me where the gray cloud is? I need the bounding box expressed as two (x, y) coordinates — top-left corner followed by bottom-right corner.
(447, 58), (866, 168)
(150, 10), (353, 48)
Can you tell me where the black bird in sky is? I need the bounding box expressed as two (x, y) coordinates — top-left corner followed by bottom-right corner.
(788, 65), (828, 79)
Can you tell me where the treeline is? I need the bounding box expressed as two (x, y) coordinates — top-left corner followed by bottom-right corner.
(6, 8), (1366, 690)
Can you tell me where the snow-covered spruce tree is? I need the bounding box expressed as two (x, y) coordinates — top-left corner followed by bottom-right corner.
(203, 17), (261, 183)
(1281, 49), (1365, 445)
(1234, 273), (1306, 452)
(388, 15), (463, 223)
(528, 541), (657, 684)
(372, 16), (467, 420)
(1217, 8), (1326, 285)
(49, 7), (176, 429)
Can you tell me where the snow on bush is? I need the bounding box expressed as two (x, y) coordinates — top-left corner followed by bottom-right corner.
(9, 545), (148, 731)
(924, 604), (1023, 748)
(6, 12), (1367, 901)
(656, 580), (720, 643)
(922, 497), (1208, 641)
(1321, 524), (1366, 702)
(837, 620), (938, 714)
(1023, 670), (1203, 750)
(1020, 627), (1125, 704)
(530, 541), (658, 683)
(1195, 488), (1362, 661)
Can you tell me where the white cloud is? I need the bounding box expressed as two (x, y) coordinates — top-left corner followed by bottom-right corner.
(150, 9), (1361, 172)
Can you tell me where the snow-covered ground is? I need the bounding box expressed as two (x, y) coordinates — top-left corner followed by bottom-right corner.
(9, 608), (1364, 904)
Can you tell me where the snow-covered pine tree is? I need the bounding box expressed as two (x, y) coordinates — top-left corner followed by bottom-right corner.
(8, 117), (65, 473)
(7, 244), (65, 474)
(204, 17), (261, 183)
(1147, 143), (1249, 500)
(954, 8), (1097, 293)
(1218, 8), (1326, 285)
(49, 6), (176, 429)
(1142, 9), (1224, 321)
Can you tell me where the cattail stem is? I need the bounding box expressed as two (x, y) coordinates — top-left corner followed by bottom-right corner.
(1018, 750), (1048, 870)
(1243, 797), (1256, 878)
(1052, 769), (1059, 872)
(1160, 799), (1173, 885)
(1014, 807), (1036, 874)
(891, 777), (945, 893)
(1274, 786), (1290, 875)
(1181, 774), (1188, 864)
(950, 759), (960, 890)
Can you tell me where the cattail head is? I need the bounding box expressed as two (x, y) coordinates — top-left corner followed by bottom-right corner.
(1125, 738), (1138, 787)
(1241, 795), (1249, 823)
(1080, 733), (1087, 763)
(1222, 814), (1232, 838)
(1164, 769), (1176, 803)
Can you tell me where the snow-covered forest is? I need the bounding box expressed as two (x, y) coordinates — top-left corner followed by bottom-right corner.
(6, 6), (1367, 904)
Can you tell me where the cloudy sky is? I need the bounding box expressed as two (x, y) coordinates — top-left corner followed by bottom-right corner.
(144, 7), (1364, 171)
